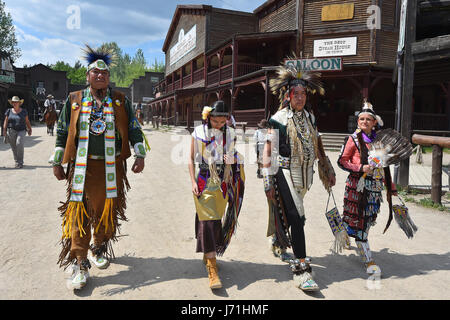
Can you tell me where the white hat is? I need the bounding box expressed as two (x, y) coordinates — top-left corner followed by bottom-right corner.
(8, 96), (24, 106)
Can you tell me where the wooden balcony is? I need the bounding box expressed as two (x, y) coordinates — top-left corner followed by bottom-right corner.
(174, 79), (181, 90)
(193, 68), (204, 83)
(206, 63), (266, 87)
(182, 74), (192, 87)
(237, 63), (265, 77)
(159, 61), (267, 94)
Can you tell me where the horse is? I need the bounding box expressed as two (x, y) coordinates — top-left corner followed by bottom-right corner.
(44, 105), (58, 136)
(136, 108), (144, 125)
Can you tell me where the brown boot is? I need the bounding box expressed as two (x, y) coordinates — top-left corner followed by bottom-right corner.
(205, 258), (222, 289)
(203, 254), (219, 270)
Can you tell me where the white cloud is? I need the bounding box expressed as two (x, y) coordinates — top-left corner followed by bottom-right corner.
(14, 26), (81, 67)
(4, 0), (265, 67)
(5, 0), (171, 47)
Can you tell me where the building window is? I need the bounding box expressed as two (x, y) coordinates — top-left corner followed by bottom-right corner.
(36, 81), (46, 96)
(53, 81), (59, 91)
(151, 76), (159, 83)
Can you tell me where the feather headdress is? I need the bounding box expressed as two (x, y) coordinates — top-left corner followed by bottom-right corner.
(358, 99), (384, 127)
(82, 44), (116, 71)
(269, 54), (325, 109)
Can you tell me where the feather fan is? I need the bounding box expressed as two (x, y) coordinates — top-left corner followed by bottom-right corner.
(357, 129), (413, 192)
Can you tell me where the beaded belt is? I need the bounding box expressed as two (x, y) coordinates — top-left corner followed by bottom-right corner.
(277, 155), (290, 169)
(87, 151), (121, 160)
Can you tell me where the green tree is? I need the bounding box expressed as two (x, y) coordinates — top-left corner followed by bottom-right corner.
(0, 1), (20, 61)
(51, 60), (86, 85)
(149, 58), (165, 73)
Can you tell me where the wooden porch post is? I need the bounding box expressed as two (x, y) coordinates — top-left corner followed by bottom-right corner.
(362, 75), (371, 100)
(231, 87), (240, 115)
(441, 82), (450, 130)
(218, 51), (222, 84)
(265, 73), (269, 119)
(191, 60), (194, 85)
(296, 0), (305, 57)
(180, 67), (183, 89)
(204, 55), (208, 86)
(398, 0), (417, 188)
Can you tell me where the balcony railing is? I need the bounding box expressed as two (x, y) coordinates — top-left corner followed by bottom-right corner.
(206, 63), (266, 86)
(159, 62), (267, 94)
(193, 68), (204, 83)
(182, 74), (191, 87)
(174, 79), (181, 90)
(207, 69), (220, 86)
(237, 63), (265, 77)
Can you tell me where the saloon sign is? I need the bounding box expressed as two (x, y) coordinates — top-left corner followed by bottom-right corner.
(285, 57), (342, 71)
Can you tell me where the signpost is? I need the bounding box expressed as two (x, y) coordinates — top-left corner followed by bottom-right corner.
(285, 57), (343, 71)
(313, 37), (357, 57)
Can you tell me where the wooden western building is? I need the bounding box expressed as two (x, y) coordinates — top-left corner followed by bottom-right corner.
(150, 1), (449, 133)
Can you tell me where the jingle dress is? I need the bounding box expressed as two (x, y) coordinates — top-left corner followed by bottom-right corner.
(337, 129), (385, 242)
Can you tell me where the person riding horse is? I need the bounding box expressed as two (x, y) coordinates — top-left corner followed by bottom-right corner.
(135, 101), (144, 125)
(44, 94), (58, 135)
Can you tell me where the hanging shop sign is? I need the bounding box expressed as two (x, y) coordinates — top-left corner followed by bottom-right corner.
(314, 37), (357, 57)
(285, 58), (342, 71)
(170, 25), (197, 66)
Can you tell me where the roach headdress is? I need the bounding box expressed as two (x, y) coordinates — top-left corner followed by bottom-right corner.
(83, 44), (116, 72)
(269, 54), (325, 109)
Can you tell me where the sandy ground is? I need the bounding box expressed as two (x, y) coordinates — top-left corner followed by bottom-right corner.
(0, 124), (449, 300)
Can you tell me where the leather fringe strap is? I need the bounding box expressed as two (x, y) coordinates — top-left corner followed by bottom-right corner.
(95, 198), (115, 234)
(141, 128), (151, 152)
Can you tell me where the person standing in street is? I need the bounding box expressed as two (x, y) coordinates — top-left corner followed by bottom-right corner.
(50, 45), (149, 290)
(253, 119), (269, 178)
(2, 96), (32, 168)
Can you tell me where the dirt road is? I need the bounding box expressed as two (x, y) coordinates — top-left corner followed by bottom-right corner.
(1, 125), (449, 300)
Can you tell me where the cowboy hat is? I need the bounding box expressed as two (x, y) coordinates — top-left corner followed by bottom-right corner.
(47, 94), (54, 99)
(8, 96), (24, 106)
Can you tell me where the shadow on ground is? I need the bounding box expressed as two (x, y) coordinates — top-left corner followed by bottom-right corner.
(0, 136), (44, 151)
(74, 255), (292, 298)
(72, 249), (450, 298)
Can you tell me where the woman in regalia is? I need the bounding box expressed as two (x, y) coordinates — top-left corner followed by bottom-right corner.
(188, 100), (245, 290)
(337, 101), (398, 276)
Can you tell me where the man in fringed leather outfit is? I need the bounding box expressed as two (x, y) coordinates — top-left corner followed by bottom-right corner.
(50, 45), (149, 290)
(262, 59), (336, 291)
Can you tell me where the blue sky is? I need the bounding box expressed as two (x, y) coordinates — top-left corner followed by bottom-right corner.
(5, 0), (265, 67)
